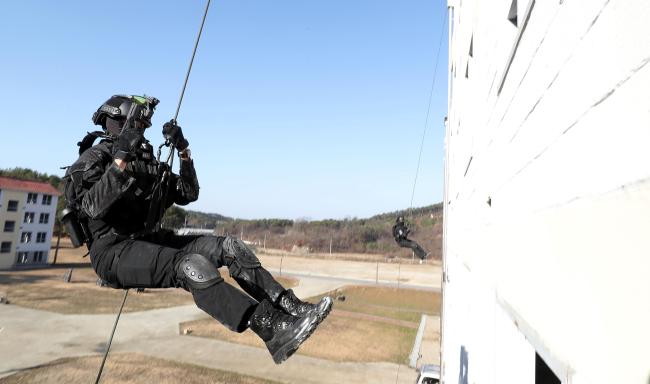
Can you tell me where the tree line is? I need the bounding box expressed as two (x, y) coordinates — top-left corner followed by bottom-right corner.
(164, 204), (443, 259)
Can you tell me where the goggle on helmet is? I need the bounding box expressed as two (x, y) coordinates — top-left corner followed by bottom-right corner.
(92, 94), (160, 129)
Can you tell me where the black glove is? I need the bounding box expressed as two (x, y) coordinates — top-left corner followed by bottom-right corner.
(112, 128), (143, 161)
(162, 120), (189, 151)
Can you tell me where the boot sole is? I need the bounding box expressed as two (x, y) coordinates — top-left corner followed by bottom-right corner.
(315, 296), (333, 324)
(268, 311), (320, 364)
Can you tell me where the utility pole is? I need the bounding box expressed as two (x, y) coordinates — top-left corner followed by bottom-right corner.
(240, 227), (244, 240)
(264, 233), (267, 250)
(52, 221), (62, 265)
(329, 236), (332, 255)
(376, 261), (379, 284)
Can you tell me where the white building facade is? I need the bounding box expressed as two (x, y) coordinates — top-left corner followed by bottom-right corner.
(442, 0), (650, 383)
(0, 177), (60, 269)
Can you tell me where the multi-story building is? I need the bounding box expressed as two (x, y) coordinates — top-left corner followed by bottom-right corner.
(442, 0), (649, 383)
(0, 177), (61, 269)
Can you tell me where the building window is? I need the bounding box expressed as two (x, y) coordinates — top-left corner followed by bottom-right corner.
(4, 221), (15, 232)
(7, 200), (18, 212)
(536, 353), (561, 384)
(36, 232), (47, 243)
(0, 242), (10, 253)
(16, 251), (29, 263)
(469, 35), (473, 58)
(42, 194), (52, 205)
(33, 251), (46, 263)
(27, 193), (38, 204)
(21, 232), (32, 243)
(507, 0), (518, 26)
(39, 213), (50, 224)
(497, 0), (536, 95)
(24, 212), (35, 224)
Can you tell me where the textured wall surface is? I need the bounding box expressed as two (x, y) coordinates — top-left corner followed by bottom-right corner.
(442, 0), (650, 382)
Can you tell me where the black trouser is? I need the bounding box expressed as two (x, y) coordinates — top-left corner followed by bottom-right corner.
(90, 233), (285, 332)
(396, 238), (428, 259)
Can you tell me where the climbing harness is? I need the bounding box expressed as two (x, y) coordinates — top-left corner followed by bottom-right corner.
(94, 1), (212, 383)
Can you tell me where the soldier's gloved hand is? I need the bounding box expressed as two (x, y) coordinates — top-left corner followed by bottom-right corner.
(112, 128), (143, 162)
(162, 119), (189, 151)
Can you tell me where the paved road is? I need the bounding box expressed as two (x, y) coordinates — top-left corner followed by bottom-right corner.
(259, 254), (441, 291)
(0, 261), (439, 383)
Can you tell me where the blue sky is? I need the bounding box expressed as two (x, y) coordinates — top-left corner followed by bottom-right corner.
(0, 0), (448, 220)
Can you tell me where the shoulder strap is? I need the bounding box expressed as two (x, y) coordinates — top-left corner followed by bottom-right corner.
(77, 131), (110, 155)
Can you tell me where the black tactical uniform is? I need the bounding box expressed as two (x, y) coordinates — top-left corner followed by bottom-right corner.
(64, 95), (331, 364)
(392, 216), (428, 260)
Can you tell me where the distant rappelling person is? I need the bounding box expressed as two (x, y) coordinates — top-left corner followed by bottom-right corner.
(392, 216), (428, 260)
(61, 94), (332, 364)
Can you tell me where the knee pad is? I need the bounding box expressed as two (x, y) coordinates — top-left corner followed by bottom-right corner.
(177, 253), (223, 290)
(222, 236), (261, 277)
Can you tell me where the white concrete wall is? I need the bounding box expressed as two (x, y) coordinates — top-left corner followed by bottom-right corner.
(442, 0), (650, 383)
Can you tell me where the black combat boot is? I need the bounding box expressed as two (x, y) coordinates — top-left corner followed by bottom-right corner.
(248, 299), (320, 364)
(278, 289), (333, 324)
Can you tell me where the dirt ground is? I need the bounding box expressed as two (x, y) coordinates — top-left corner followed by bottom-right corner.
(257, 246), (442, 265)
(257, 247), (388, 262)
(0, 239), (296, 314)
(0, 239), (438, 382)
(0, 353), (280, 384)
(180, 285), (439, 364)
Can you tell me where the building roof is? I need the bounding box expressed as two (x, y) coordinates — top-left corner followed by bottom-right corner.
(0, 177), (61, 196)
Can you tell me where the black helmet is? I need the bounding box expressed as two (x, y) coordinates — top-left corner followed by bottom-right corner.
(396, 216), (405, 224)
(92, 95), (159, 134)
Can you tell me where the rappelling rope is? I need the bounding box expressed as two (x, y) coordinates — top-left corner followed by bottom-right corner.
(395, 9), (447, 384)
(94, 2), (212, 383)
(94, 289), (129, 384)
(159, 0), (213, 168)
(174, 0), (211, 125)
(407, 14), (447, 219)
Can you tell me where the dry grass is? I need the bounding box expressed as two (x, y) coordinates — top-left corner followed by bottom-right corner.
(310, 285), (441, 323)
(0, 353), (280, 384)
(180, 285), (440, 364)
(181, 313), (416, 364)
(0, 239), (297, 314)
(0, 273), (193, 314)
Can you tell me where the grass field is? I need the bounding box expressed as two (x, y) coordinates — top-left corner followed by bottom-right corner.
(181, 285), (439, 364)
(0, 353), (280, 384)
(310, 285), (441, 323)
